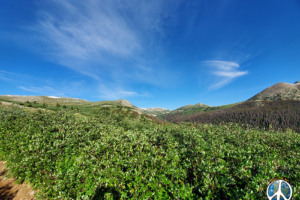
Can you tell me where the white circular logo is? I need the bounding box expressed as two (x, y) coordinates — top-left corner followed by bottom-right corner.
(266, 179), (292, 200)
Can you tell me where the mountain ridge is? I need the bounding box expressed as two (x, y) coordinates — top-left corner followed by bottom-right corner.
(1, 81), (300, 116)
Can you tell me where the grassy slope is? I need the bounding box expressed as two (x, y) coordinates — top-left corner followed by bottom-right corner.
(0, 96), (138, 108)
(0, 95), (89, 105)
(0, 100), (299, 199)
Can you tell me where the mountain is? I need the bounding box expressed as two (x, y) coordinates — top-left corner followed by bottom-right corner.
(139, 102), (244, 119)
(158, 102), (244, 120)
(2, 81), (299, 120)
(247, 81), (300, 101)
(137, 104), (212, 117)
(173, 103), (211, 112)
(139, 107), (171, 116)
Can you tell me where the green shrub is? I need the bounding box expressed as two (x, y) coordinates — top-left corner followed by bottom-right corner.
(0, 106), (299, 199)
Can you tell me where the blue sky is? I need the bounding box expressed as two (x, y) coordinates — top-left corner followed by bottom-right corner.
(1, 0), (300, 110)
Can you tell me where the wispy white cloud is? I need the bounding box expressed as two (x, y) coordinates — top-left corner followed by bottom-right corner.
(0, 70), (22, 81)
(0, 70), (40, 82)
(203, 60), (248, 89)
(18, 86), (64, 96)
(38, 2), (140, 64)
(98, 84), (150, 100)
(1, 70), (87, 97)
(35, 0), (179, 79)
(31, 0), (182, 99)
(0, 74), (12, 81)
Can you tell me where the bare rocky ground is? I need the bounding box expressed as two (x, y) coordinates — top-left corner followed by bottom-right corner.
(0, 161), (40, 200)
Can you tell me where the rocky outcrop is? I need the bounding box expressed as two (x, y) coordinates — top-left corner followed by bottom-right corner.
(138, 107), (171, 115)
(140, 107), (169, 112)
(116, 99), (136, 108)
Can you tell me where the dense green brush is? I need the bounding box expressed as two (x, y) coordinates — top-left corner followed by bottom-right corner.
(0, 105), (299, 199)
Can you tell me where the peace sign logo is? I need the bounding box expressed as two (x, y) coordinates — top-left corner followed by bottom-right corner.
(267, 179), (292, 200)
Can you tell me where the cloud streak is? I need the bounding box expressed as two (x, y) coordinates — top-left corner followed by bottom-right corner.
(0, 70), (87, 97)
(35, 0), (178, 77)
(38, 2), (140, 58)
(203, 60), (248, 89)
(0, 70), (40, 82)
(36, 2), (139, 79)
(18, 86), (64, 96)
(98, 84), (150, 100)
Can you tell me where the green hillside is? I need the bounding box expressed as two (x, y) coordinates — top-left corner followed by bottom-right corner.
(0, 95), (140, 109)
(0, 95), (89, 105)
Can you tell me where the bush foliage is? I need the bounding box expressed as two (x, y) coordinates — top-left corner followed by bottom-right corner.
(0, 104), (299, 199)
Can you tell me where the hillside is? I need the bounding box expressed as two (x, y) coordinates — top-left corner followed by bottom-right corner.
(2, 81), (300, 131)
(0, 95), (89, 105)
(174, 103), (212, 112)
(0, 95), (148, 114)
(139, 107), (170, 116)
(160, 81), (300, 126)
(1, 88), (300, 199)
(0, 95), (169, 123)
(158, 102), (244, 120)
(247, 81), (300, 101)
(1, 97), (300, 199)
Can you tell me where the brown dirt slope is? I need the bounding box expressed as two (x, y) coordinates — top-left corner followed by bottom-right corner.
(0, 161), (40, 200)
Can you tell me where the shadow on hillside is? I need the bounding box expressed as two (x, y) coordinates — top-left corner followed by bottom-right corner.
(0, 184), (18, 200)
(92, 186), (121, 200)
